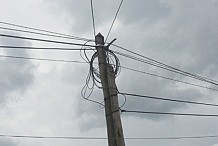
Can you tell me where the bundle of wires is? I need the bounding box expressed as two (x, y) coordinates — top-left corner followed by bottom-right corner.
(80, 44), (121, 107)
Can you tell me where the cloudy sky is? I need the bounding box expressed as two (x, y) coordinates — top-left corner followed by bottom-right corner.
(1, 0), (218, 146)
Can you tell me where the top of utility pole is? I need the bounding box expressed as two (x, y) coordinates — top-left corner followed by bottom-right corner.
(95, 33), (104, 45)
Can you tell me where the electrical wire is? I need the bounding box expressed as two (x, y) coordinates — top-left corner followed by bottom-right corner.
(118, 92), (218, 107)
(0, 26), (92, 42)
(115, 51), (210, 83)
(121, 109), (218, 117)
(1, 134), (218, 140)
(105, 0), (124, 42)
(80, 46), (121, 107)
(114, 50), (218, 85)
(80, 41), (104, 107)
(118, 92), (127, 108)
(89, 50), (120, 86)
(107, 50), (121, 77)
(120, 66), (218, 92)
(0, 21), (93, 42)
(112, 45), (218, 85)
(113, 50), (218, 86)
(0, 54), (88, 63)
(0, 33), (96, 47)
(0, 45), (95, 51)
(90, 0), (96, 37)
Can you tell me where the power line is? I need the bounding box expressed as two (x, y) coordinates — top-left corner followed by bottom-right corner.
(121, 109), (218, 117)
(0, 45), (95, 51)
(90, 0), (96, 37)
(120, 66), (218, 92)
(113, 50), (218, 86)
(105, 0), (124, 42)
(0, 54), (88, 63)
(0, 33), (96, 47)
(118, 92), (218, 107)
(1, 134), (218, 140)
(112, 45), (218, 85)
(0, 26), (91, 41)
(125, 135), (218, 140)
(0, 21), (93, 42)
(0, 134), (108, 140)
(114, 50), (218, 86)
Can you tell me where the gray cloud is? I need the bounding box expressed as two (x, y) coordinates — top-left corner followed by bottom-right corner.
(115, 0), (218, 120)
(45, 0), (171, 38)
(0, 31), (35, 105)
(119, 0), (171, 25)
(0, 0), (218, 146)
(60, 62), (106, 130)
(49, 0), (218, 128)
(37, 2), (218, 146)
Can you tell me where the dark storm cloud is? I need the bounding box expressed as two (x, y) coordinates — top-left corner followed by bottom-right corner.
(0, 32), (35, 105)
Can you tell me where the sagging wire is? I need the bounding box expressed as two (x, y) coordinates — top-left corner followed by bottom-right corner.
(80, 43), (124, 109)
(118, 92), (127, 109)
(107, 49), (121, 77)
(80, 41), (92, 63)
(80, 41), (104, 107)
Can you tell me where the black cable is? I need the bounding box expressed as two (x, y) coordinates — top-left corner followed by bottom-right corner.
(80, 41), (93, 63)
(2, 134), (218, 140)
(0, 134), (108, 140)
(115, 50), (218, 85)
(80, 48), (120, 107)
(89, 50), (120, 85)
(0, 45), (95, 51)
(121, 109), (218, 117)
(108, 50), (121, 77)
(116, 51), (209, 83)
(0, 33), (96, 47)
(118, 93), (127, 108)
(112, 45), (218, 85)
(80, 41), (105, 107)
(0, 54), (88, 63)
(0, 26), (91, 41)
(105, 0), (124, 42)
(113, 50), (218, 86)
(90, 0), (96, 37)
(0, 21), (93, 42)
(120, 66), (218, 92)
(118, 92), (218, 107)
(124, 135), (218, 140)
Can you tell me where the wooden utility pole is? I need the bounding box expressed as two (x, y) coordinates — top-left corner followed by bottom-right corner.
(96, 33), (125, 146)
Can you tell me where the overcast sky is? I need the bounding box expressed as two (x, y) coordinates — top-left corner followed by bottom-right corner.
(1, 0), (218, 146)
